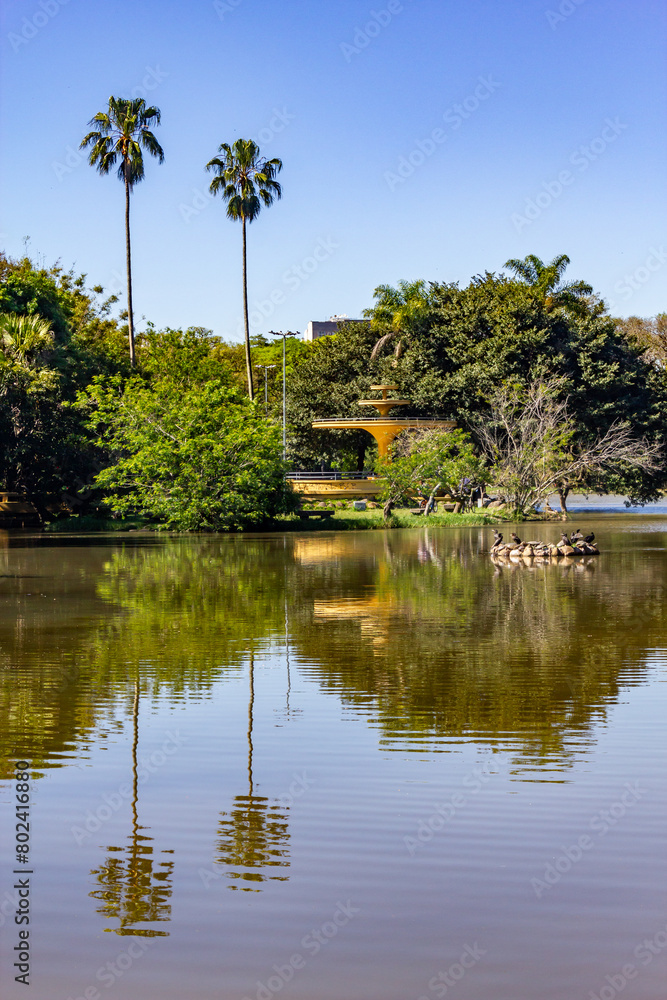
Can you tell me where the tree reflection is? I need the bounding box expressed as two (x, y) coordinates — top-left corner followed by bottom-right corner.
(288, 529), (667, 770)
(89, 677), (174, 935)
(214, 654), (290, 891)
(2, 527), (667, 781)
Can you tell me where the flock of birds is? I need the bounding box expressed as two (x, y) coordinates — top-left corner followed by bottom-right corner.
(490, 529), (599, 559)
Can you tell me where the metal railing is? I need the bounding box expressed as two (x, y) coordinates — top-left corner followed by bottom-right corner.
(286, 471), (379, 480)
(311, 416), (454, 424)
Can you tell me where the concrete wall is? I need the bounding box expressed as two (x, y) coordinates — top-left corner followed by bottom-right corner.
(303, 319), (368, 341)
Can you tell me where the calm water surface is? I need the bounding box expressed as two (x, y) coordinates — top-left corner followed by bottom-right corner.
(0, 518), (666, 1000)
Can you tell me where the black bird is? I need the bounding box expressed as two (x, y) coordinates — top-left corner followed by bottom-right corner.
(558, 532), (576, 554)
(584, 532), (595, 544)
(510, 532), (521, 544)
(571, 529), (584, 544)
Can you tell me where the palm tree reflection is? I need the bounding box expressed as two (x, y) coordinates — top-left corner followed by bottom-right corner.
(90, 677), (174, 935)
(215, 654), (290, 891)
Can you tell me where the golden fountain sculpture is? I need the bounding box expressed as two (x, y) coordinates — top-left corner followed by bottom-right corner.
(288, 384), (456, 500)
(312, 384), (455, 460)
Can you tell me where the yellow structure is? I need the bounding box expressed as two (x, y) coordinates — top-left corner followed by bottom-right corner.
(0, 492), (40, 528)
(289, 384), (456, 500)
(312, 384), (456, 460)
(287, 476), (387, 500)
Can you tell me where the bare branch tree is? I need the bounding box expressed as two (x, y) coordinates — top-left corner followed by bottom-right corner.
(473, 380), (664, 515)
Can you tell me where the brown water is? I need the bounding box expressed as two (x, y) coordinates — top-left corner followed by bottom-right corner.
(0, 519), (666, 1000)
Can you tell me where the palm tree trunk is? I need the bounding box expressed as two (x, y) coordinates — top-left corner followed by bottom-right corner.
(125, 175), (135, 368)
(247, 653), (254, 796)
(242, 217), (254, 400)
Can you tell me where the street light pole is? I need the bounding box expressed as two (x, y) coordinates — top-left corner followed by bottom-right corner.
(256, 364), (276, 416)
(269, 331), (287, 462)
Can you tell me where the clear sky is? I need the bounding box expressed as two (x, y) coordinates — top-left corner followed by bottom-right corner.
(1, 0), (665, 341)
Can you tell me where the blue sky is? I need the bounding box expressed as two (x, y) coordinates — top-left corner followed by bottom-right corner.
(1, 0), (665, 340)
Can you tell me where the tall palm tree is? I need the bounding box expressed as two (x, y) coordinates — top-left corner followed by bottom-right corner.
(206, 140), (282, 400)
(504, 254), (593, 314)
(81, 97), (164, 367)
(364, 279), (432, 362)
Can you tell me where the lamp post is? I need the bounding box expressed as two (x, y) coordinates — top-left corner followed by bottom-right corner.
(256, 364), (277, 415)
(268, 331), (287, 462)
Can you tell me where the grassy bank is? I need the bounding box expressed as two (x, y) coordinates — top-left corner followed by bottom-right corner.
(274, 508), (504, 531)
(40, 507), (505, 534)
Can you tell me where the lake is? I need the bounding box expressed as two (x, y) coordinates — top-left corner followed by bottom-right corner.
(1, 516), (666, 1000)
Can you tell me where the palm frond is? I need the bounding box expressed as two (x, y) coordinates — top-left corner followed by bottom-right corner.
(0, 313), (54, 364)
(81, 95), (164, 186)
(206, 137), (283, 222)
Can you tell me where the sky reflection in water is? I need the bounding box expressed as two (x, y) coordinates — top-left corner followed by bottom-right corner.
(0, 521), (665, 1000)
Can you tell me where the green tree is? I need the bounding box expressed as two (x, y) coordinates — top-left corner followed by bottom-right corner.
(0, 313), (54, 364)
(84, 377), (298, 530)
(81, 97), (164, 367)
(616, 313), (667, 368)
(206, 139), (283, 400)
(0, 252), (70, 342)
(363, 279), (433, 361)
(396, 272), (667, 503)
(0, 253), (131, 515)
(377, 428), (487, 518)
(287, 321), (384, 470)
(0, 313), (74, 514)
(504, 253), (593, 314)
(135, 324), (231, 387)
(287, 267), (667, 501)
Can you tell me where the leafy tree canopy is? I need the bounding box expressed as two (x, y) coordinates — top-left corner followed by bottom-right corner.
(287, 259), (667, 501)
(377, 428), (487, 508)
(83, 376), (298, 530)
(135, 325), (232, 387)
(0, 252), (130, 508)
(287, 322), (388, 471)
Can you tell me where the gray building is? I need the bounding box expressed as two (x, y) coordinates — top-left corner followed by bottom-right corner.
(303, 316), (368, 341)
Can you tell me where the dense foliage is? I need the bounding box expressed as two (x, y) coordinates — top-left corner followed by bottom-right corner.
(85, 376), (297, 530)
(0, 253), (128, 514)
(1, 248), (665, 526)
(288, 261), (667, 503)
